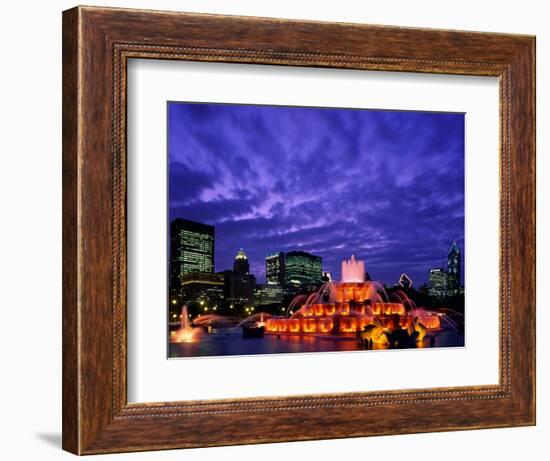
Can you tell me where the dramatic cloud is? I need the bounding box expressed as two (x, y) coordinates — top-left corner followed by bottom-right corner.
(168, 103), (465, 285)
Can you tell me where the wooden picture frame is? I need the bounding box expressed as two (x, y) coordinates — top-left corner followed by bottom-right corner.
(62, 5), (535, 455)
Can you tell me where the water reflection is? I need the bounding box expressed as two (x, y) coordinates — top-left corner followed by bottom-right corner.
(169, 327), (464, 358)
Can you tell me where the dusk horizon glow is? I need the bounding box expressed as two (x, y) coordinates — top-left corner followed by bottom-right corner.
(168, 102), (465, 286)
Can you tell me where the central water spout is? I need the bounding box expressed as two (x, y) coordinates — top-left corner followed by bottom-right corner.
(341, 255), (365, 282)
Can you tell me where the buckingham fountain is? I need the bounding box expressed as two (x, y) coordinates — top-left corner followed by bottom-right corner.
(263, 255), (444, 346)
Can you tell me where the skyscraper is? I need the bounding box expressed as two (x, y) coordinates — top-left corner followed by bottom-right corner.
(233, 248), (250, 275)
(428, 268), (447, 299)
(447, 241), (461, 295)
(266, 252), (285, 285)
(284, 251), (323, 288)
(222, 249), (256, 308)
(170, 218), (214, 291)
(398, 273), (413, 290)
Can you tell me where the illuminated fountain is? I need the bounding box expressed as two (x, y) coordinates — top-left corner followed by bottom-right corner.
(193, 314), (237, 326)
(172, 305), (196, 343)
(236, 312), (271, 329)
(236, 312), (272, 338)
(265, 255), (443, 346)
(171, 307), (241, 343)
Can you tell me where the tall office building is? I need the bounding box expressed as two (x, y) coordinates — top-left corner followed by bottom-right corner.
(170, 218), (215, 291)
(266, 252), (285, 285)
(428, 268), (448, 299)
(398, 273), (413, 290)
(221, 249), (256, 307)
(447, 241), (461, 295)
(233, 248), (250, 275)
(284, 251), (323, 288)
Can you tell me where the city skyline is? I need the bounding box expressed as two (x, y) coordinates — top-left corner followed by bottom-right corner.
(168, 102), (465, 285)
(169, 216), (462, 289)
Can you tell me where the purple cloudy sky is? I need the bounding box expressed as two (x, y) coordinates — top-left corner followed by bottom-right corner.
(168, 102), (464, 286)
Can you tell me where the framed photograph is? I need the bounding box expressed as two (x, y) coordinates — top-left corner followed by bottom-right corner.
(166, 102), (465, 360)
(62, 6), (535, 455)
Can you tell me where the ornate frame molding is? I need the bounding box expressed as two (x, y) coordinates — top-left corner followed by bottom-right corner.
(63, 6), (535, 454)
